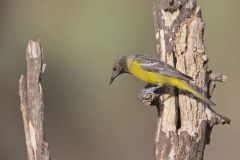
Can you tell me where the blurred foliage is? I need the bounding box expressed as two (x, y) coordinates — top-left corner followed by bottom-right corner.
(0, 0), (239, 159)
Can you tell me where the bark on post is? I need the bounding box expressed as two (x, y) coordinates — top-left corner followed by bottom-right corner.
(138, 0), (230, 160)
(19, 38), (50, 160)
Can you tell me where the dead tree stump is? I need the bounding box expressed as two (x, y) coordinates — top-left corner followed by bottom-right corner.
(138, 0), (230, 159)
(19, 37), (50, 160)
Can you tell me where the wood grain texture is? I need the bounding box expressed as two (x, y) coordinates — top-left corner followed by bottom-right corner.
(138, 0), (230, 159)
(19, 38), (50, 160)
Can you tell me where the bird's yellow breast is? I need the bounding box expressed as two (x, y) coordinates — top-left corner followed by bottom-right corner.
(127, 60), (173, 85)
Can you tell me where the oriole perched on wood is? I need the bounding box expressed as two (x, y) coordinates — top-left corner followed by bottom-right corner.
(110, 54), (215, 106)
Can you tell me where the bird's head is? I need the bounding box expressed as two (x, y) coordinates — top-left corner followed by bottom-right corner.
(109, 55), (128, 86)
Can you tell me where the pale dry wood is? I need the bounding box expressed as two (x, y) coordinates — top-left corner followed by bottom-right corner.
(208, 71), (228, 82)
(137, 0), (230, 160)
(19, 38), (50, 160)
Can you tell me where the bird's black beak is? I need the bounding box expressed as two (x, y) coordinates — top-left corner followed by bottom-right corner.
(109, 72), (119, 86)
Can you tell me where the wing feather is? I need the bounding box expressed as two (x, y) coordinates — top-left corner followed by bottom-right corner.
(134, 54), (193, 82)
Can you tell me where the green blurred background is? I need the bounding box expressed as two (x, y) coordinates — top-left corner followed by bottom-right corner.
(0, 0), (239, 159)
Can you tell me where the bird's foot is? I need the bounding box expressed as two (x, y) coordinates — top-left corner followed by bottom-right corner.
(145, 85), (161, 92)
(161, 95), (172, 103)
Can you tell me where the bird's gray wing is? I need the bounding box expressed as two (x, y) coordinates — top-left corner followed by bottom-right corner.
(135, 54), (193, 82)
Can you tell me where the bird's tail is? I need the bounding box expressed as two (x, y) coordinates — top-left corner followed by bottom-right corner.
(176, 80), (215, 106)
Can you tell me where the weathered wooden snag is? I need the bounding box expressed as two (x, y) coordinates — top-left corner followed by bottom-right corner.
(19, 38), (50, 160)
(138, 0), (230, 160)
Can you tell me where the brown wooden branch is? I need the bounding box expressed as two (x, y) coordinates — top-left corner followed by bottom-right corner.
(137, 0), (230, 159)
(207, 71), (227, 96)
(208, 71), (228, 82)
(19, 38), (50, 160)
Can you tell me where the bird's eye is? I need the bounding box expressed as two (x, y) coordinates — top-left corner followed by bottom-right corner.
(113, 67), (117, 71)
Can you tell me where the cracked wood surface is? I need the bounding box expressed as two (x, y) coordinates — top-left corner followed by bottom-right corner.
(19, 38), (50, 160)
(137, 0), (230, 160)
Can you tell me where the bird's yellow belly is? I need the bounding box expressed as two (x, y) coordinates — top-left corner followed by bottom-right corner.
(129, 61), (171, 85)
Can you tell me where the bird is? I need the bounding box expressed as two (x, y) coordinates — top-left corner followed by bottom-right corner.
(109, 54), (215, 106)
